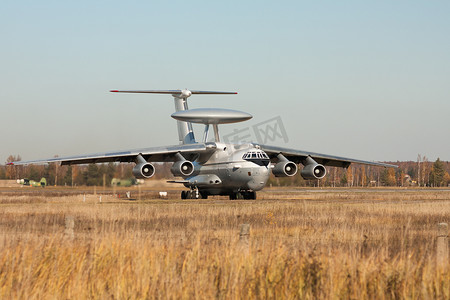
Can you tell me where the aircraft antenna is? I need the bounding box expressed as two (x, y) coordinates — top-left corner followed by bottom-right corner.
(111, 89), (237, 144)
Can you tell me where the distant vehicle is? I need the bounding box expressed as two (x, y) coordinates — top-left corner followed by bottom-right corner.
(111, 178), (136, 187)
(9, 89), (397, 199)
(17, 178), (46, 187)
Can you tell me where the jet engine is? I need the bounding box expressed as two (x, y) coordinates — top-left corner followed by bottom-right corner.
(272, 161), (298, 177)
(300, 156), (326, 180)
(171, 153), (194, 177)
(272, 154), (298, 177)
(132, 162), (155, 179)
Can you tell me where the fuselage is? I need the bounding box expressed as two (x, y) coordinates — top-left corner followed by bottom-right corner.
(182, 143), (270, 195)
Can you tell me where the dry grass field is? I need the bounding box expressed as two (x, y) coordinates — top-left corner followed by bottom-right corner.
(0, 187), (449, 299)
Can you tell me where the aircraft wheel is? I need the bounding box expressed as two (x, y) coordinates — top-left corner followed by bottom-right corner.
(200, 191), (208, 199)
(240, 191), (256, 200)
(230, 192), (246, 200)
(181, 191), (187, 199)
(185, 190), (200, 199)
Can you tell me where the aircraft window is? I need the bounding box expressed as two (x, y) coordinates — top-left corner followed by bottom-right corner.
(243, 151), (270, 160)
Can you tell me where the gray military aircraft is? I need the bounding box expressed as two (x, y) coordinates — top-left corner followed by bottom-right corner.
(9, 89), (397, 199)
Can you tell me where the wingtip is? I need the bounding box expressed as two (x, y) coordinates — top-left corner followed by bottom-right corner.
(110, 90), (119, 93)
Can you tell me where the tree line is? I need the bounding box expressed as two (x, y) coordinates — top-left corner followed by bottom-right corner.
(267, 156), (450, 187)
(1, 155), (449, 187)
(1, 155), (172, 187)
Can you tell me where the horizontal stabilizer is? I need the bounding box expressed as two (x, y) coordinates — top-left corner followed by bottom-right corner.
(110, 89), (237, 98)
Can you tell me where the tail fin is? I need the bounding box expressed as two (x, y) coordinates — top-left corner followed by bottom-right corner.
(110, 89), (237, 144)
(174, 95), (196, 144)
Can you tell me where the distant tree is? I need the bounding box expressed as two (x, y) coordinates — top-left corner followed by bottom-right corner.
(417, 154), (422, 186)
(429, 158), (446, 187)
(361, 166), (366, 187)
(444, 172), (450, 186)
(72, 165), (81, 186)
(63, 166), (73, 186)
(74, 165), (88, 186)
(28, 166), (41, 181)
(380, 169), (389, 186)
(389, 168), (397, 186)
(407, 166), (416, 179)
(122, 164), (133, 179)
(444, 172), (450, 187)
(6, 155), (22, 179)
(381, 168), (396, 186)
(105, 163), (116, 186)
(346, 167), (353, 187)
(340, 172), (348, 186)
(0, 166), (5, 179)
(86, 164), (100, 186)
(43, 163), (58, 186)
(422, 156), (430, 186)
(397, 169), (405, 187)
(53, 156), (59, 186)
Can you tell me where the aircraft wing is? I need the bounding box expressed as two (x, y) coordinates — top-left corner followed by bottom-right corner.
(258, 144), (397, 168)
(8, 143), (213, 166)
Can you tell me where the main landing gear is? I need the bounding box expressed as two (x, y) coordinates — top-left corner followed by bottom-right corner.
(180, 190), (256, 200)
(229, 191), (256, 200)
(181, 189), (208, 199)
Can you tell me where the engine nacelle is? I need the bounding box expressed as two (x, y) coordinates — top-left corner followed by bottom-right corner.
(300, 157), (326, 180)
(132, 162), (155, 179)
(171, 160), (194, 177)
(272, 161), (298, 177)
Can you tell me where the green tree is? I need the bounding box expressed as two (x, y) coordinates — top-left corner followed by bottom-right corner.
(43, 164), (57, 186)
(380, 168), (396, 186)
(28, 166), (41, 181)
(429, 158), (446, 187)
(106, 163), (117, 186)
(63, 166), (73, 186)
(86, 164), (100, 186)
(340, 172), (348, 186)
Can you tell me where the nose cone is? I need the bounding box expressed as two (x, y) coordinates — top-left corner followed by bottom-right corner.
(247, 166), (270, 191)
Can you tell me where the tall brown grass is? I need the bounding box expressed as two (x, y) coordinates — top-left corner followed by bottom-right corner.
(0, 189), (448, 299)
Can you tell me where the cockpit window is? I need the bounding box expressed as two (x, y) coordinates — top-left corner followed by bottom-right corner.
(242, 151), (270, 166)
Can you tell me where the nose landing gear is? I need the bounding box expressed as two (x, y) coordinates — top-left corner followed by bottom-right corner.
(181, 189), (208, 199)
(229, 191), (256, 200)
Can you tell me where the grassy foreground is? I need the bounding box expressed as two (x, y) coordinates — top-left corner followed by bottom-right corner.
(0, 188), (449, 299)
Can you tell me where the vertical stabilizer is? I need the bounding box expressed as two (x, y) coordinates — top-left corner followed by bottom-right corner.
(173, 96), (196, 144)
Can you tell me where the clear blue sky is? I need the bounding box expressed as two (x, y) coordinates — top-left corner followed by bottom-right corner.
(1, 1), (449, 163)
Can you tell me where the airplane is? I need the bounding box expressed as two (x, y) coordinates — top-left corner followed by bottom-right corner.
(17, 177), (47, 187)
(8, 89), (397, 200)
